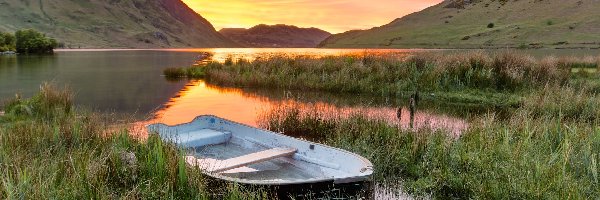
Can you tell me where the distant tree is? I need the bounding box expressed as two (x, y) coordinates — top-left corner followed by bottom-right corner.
(487, 23), (495, 28)
(15, 29), (57, 54)
(0, 32), (16, 52)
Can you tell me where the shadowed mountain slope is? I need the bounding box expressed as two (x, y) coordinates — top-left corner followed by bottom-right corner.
(0, 0), (238, 48)
(220, 24), (331, 48)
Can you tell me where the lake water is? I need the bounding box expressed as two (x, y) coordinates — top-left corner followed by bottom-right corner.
(1, 48), (599, 134)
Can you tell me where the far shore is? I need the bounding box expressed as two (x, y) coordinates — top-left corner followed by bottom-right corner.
(51, 45), (600, 51)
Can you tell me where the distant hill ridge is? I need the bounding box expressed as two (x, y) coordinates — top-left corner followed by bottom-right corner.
(320, 0), (600, 49)
(220, 24), (331, 48)
(0, 0), (237, 48)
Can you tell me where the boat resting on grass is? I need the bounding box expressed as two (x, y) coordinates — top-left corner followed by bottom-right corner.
(146, 115), (374, 186)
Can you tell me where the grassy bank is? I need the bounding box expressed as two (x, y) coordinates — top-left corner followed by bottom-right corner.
(200, 51), (599, 106)
(258, 84), (600, 199)
(0, 84), (264, 199)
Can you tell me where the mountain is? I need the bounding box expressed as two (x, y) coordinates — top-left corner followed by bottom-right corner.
(320, 0), (600, 49)
(219, 24), (331, 48)
(0, 0), (237, 48)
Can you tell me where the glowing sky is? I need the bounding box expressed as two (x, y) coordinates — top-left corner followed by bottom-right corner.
(182, 0), (444, 34)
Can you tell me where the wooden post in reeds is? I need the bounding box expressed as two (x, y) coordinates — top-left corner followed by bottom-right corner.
(409, 97), (415, 129)
(409, 90), (419, 130)
(414, 90), (420, 107)
(396, 107), (402, 128)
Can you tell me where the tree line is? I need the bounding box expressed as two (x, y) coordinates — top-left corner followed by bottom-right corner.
(0, 29), (57, 54)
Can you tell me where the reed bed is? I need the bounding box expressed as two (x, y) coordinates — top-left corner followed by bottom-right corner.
(203, 51), (583, 104)
(0, 85), (265, 199)
(258, 93), (599, 199)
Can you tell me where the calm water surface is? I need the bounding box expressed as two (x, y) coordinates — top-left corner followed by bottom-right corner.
(2, 48), (599, 133)
(0, 50), (195, 115)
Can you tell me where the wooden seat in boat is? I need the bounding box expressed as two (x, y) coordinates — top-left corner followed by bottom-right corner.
(170, 129), (232, 148)
(186, 148), (298, 173)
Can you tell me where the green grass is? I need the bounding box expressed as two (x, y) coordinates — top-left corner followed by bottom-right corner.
(203, 51), (585, 106)
(258, 84), (600, 199)
(0, 84), (266, 199)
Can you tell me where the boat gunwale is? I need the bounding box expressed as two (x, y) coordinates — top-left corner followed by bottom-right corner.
(148, 115), (374, 185)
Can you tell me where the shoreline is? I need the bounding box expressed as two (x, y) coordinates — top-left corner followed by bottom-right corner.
(51, 46), (600, 51)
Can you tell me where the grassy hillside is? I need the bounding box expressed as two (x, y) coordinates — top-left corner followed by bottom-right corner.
(219, 24), (331, 48)
(320, 0), (600, 49)
(0, 0), (238, 48)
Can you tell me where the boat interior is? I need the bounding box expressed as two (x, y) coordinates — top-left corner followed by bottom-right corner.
(183, 129), (341, 184)
(148, 116), (373, 185)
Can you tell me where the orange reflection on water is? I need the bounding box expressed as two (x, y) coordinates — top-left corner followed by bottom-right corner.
(153, 80), (270, 126)
(150, 80), (468, 137)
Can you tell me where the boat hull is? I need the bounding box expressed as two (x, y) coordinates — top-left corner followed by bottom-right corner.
(147, 115), (374, 186)
(202, 175), (373, 199)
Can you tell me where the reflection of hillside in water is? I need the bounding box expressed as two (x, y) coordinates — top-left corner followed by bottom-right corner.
(153, 80), (471, 136)
(0, 51), (196, 116)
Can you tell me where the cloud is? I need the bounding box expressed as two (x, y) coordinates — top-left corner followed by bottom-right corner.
(183, 0), (443, 33)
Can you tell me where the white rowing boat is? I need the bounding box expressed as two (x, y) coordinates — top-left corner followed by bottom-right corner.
(147, 115), (373, 186)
